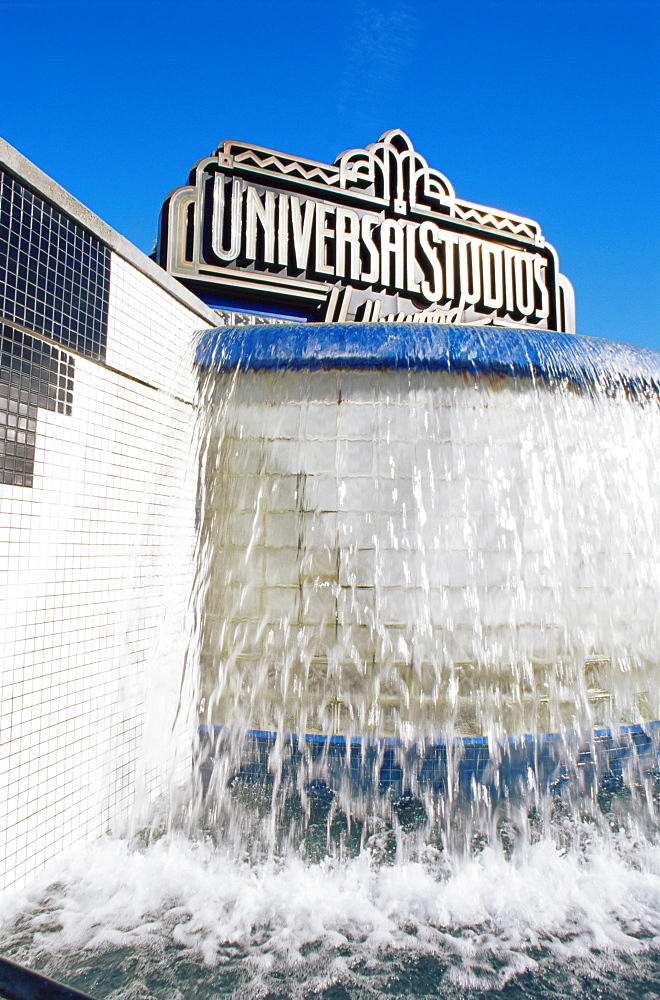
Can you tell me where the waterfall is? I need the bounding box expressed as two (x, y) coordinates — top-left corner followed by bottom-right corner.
(192, 325), (659, 824)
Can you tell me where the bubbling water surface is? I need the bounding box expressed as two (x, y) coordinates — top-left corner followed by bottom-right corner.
(2, 812), (660, 999)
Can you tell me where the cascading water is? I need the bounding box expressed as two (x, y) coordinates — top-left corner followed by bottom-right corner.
(1, 324), (659, 1000)
(197, 330), (658, 740)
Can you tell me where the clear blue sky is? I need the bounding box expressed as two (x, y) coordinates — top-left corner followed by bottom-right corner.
(1, 0), (657, 349)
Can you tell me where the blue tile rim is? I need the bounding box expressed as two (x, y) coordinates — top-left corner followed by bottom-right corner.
(198, 722), (660, 796)
(200, 720), (660, 751)
(196, 323), (660, 395)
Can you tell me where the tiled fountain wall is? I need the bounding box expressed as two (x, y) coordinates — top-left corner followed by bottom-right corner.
(0, 141), (226, 894)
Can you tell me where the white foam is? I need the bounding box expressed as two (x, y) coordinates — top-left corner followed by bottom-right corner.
(2, 826), (659, 990)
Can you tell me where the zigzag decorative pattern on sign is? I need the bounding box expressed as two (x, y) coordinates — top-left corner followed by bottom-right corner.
(220, 132), (542, 240)
(453, 204), (540, 240)
(225, 146), (340, 187)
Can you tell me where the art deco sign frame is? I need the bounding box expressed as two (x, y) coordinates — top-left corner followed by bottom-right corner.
(157, 129), (575, 332)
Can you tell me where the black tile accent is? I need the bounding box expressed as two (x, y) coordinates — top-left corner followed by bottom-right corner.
(0, 324), (74, 487)
(0, 169), (110, 361)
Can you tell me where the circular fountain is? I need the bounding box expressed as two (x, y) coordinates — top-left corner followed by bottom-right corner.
(194, 322), (659, 798)
(4, 324), (659, 999)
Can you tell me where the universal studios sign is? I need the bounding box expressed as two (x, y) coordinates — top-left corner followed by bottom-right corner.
(158, 130), (576, 332)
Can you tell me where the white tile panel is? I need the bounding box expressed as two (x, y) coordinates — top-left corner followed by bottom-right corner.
(0, 250), (213, 894)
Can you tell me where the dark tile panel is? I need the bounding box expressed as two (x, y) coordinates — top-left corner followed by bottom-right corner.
(0, 169), (109, 362)
(0, 324), (74, 487)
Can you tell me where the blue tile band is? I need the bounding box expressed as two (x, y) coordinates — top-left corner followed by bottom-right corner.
(196, 322), (660, 396)
(199, 723), (660, 799)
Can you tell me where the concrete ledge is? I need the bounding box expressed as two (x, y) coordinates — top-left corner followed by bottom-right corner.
(0, 955), (98, 999)
(0, 137), (218, 329)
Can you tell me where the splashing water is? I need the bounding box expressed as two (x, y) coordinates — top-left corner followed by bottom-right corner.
(2, 818), (660, 998)
(2, 325), (659, 998)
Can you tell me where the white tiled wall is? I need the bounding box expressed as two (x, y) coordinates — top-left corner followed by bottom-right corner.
(0, 252), (211, 894)
(106, 254), (200, 395)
